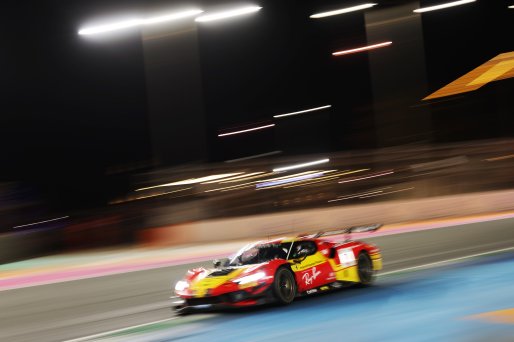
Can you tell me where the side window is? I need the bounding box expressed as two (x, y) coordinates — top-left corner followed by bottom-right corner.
(303, 241), (317, 256)
(290, 241), (317, 259)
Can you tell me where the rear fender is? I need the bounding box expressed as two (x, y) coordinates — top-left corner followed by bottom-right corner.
(329, 241), (381, 282)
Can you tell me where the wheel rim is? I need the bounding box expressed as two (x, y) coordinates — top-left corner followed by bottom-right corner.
(279, 272), (294, 301)
(358, 255), (373, 283)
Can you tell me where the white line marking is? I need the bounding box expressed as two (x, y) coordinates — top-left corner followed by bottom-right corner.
(4, 214), (514, 292)
(62, 246), (514, 341)
(62, 317), (177, 342)
(379, 246), (514, 276)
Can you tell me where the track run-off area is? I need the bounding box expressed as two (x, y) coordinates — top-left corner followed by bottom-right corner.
(1, 216), (514, 341)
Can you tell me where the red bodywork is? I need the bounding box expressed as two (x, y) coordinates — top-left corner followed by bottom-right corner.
(173, 235), (382, 312)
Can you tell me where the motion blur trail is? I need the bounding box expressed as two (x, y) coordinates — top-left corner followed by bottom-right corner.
(3, 211), (514, 291)
(87, 253), (514, 342)
(3, 217), (514, 342)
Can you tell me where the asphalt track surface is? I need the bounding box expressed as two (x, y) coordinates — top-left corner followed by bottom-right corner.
(75, 253), (514, 342)
(1, 218), (514, 342)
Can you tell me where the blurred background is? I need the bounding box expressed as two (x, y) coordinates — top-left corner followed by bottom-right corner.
(2, 1), (514, 341)
(1, 0), (513, 259)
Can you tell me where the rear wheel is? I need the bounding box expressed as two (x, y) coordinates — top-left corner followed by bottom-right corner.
(272, 267), (296, 304)
(357, 252), (375, 286)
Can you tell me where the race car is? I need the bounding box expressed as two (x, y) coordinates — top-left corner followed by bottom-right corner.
(172, 224), (382, 314)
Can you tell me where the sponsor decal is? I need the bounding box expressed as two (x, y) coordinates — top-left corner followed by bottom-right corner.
(306, 289), (318, 294)
(338, 248), (356, 267)
(300, 261), (323, 269)
(293, 259), (324, 272)
(302, 267), (322, 285)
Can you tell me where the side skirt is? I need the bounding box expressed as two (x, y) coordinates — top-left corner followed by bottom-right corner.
(298, 281), (354, 296)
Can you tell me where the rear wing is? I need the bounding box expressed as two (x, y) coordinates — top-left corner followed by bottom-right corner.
(298, 224), (382, 239)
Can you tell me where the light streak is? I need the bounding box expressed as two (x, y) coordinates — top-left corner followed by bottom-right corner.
(338, 170), (394, 183)
(328, 191), (383, 203)
(218, 124), (275, 137)
(205, 171), (325, 192)
(259, 171), (321, 182)
(484, 154), (514, 162)
(78, 9), (203, 35)
(195, 6), (262, 22)
(332, 41), (392, 56)
(359, 187), (414, 198)
(134, 188), (192, 200)
(284, 169), (369, 188)
(204, 180), (261, 193)
(273, 158), (329, 172)
(256, 172), (326, 189)
(202, 172), (264, 184)
(219, 172), (275, 183)
(273, 105), (331, 118)
(13, 216), (69, 229)
(135, 173), (243, 191)
(225, 151), (282, 163)
(310, 4), (377, 18)
(221, 184), (255, 192)
(413, 0), (476, 13)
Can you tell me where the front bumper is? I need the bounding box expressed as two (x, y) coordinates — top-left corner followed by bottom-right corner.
(173, 288), (272, 314)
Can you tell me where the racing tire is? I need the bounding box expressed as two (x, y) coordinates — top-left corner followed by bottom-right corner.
(272, 267), (297, 305)
(357, 252), (376, 286)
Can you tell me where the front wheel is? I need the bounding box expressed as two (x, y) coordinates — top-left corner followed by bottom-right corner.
(272, 267), (297, 304)
(357, 252), (376, 286)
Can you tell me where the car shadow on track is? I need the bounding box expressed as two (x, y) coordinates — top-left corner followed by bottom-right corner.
(216, 282), (401, 316)
(205, 268), (464, 319)
(181, 256), (508, 319)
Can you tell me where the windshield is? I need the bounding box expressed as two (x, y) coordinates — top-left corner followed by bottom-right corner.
(229, 243), (291, 266)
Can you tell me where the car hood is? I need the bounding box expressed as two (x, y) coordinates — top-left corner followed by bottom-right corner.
(187, 264), (265, 296)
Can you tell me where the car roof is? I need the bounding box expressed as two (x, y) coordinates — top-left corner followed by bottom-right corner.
(254, 236), (316, 245)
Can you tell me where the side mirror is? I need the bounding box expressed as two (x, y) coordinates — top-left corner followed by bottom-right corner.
(297, 249), (309, 257)
(329, 248), (336, 259)
(213, 258), (229, 268)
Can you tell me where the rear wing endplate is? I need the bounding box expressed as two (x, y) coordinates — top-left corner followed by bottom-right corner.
(298, 224), (382, 239)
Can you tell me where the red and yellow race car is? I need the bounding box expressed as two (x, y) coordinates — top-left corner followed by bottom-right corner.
(173, 225), (382, 314)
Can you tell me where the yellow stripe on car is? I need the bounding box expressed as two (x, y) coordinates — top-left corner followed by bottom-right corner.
(189, 268), (245, 297)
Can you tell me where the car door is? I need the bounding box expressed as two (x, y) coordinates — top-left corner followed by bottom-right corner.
(288, 240), (333, 292)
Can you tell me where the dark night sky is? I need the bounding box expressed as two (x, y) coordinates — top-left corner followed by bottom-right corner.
(1, 0), (513, 209)
(2, 0), (151, 207)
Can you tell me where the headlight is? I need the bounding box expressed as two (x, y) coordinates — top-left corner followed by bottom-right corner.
(233, 272), (266, 285)
(175, 280), (189, 291)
